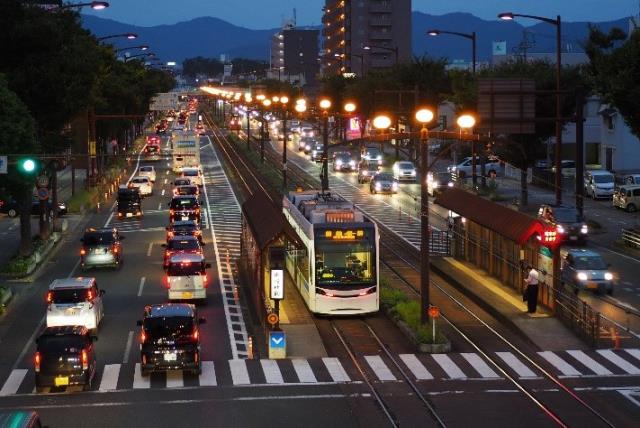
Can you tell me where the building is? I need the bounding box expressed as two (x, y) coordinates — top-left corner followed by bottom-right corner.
(321, 0), (411, 77)
(270, 21), (319, 86)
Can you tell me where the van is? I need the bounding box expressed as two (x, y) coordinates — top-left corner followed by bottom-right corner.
(613, 185), (640, 212)
(584, 170), (615, 199)
(165, 253), (211, 301)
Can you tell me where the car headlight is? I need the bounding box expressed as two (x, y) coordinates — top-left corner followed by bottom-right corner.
(557, 225), (565, 234)
(392, 182), (398, 189)
(577, 272), (588, 281)
(447, 182), (454, 187)
(336, 160), (343, 166)
(410, 170), (416, 176)
(362, 171), (368, 176)
(432, 180), (439, 188)
(375, 183), (382, 190)
(604, 272), (613, 281)
(349, 160), (356, 166)
(581, 225), (588, 234)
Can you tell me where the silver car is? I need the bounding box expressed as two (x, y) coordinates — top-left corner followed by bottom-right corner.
(80, 228), (125, 269)
(560, 248), (614, 295)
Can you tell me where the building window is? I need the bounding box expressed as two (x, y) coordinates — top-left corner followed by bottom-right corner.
(605, 115), (615, 131)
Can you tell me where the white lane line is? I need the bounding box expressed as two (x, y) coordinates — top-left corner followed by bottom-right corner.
(166, 371), (184, 388)
(260, 360), (284, 384)
(461, 353), (500, 378)
(133, 363), (151, 389)
(364, 355), (396, 381)
(199, 361), (217, 386)
(137, 277), (146, 297)
(229, 359), (250, 385)
(399, 354), (433, 380)
(292, 359), (317, 383)
(495, 352), (537, 378)
(164, 178), (168, 184)
(538, 351), (582, 377)
(626, 349), (640, 363)
(203, 208), (209, 230)
(103, 211), (115, 228)
(99, 364), (121, 391)
(146, 243), (153, 257)
(122, 331), (134, 363)
(161, 188), (165, 196)
(596, 350), (640, 375)
(592, 242), (640, 263)
(0, 369), (28, 396)
(566, 350), (613, 376)
(432, 354), (467, 379)
(157, 203), (162, 211)
(322, 357), (350, 382)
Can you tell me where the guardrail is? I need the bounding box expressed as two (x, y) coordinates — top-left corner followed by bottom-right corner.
(621, 228), (640, 249)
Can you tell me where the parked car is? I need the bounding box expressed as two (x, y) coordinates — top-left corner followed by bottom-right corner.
(357, 161), (380, 183)
(333, 152), (357, 172)
(447, 156), (501, 179)
(560, 248), (614, 295)
(34, 326), (97, 392)
(584, 170), (615, 199)
(129, 176), (153, 197)
(138, 165), (156, 182)
(427, 171), (455, 196)
(80, 227), (125, 269)
(551, 160), (577, 177)
(537, 204), (588, 245)
(0, 197), (67, 218)
(613, 185), (640, 212)
(45, 277), (105, 333)
(392, 161), (417, 182)
(614, 172), (640, 186)
(370, 172), (398, 194)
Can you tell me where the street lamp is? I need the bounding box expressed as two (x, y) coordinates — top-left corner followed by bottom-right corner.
(58, 1), (109, 10)
(499, 11), (563, 205)
(319, 98), (332, 192)
(260, 98), (272, 163)
(456, 113), (479, 186)
(427, 29), (477, 74)
(362, 44), (399, 66)
(97, 33), (137, 41)
(124, 52), (155, 62)
(344, 102), (356, 113)
(372, 115), (392, 131)
(115, 45), (149, 53)
(415, 108), (434, 325)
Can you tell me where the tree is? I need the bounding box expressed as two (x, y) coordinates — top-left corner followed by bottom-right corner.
(0, 75), (39, 256)
(182, 56), (224, 78)
(585, 25), (640, 137)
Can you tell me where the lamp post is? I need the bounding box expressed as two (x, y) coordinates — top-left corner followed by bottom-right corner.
(124, 52), (155, 62)
(427, 29), (476, 75)
(261, 98), (272, 163)
(97, 33), (137, 41)
(499, 11), (563, 205)
(415, 108), (435, 325)
(244, 93), (252, 150)
(362, 44), (399, 66)
(115, 45), (149, 53)
(276, 96), (290, 190)
(319, 98), (332, 192)
(57, 1), (109, 10)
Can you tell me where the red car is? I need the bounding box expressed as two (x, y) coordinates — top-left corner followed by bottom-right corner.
(162, 235), (203, 268)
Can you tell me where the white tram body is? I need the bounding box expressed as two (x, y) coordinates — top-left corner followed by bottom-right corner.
(283, 191), (379, 315)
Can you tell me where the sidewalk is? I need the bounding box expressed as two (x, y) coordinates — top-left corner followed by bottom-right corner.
(431, 256), (588, 351)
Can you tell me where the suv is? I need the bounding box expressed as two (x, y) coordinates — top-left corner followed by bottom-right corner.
(169, 196), (201, 223)
(537, 205), (588, 245)
(584, 170), (615, 199)
(46, 277), (105, 333)
(162, 235), (203, 268)
(392, 161), (417, 182)
(613, 185), (640, 212)
(370, 172), (398, 194)
(34, 326), (97, 392)
(333, 152), (356, 172)
(80, 228), (125, 269)
(357, 161), (379, 183)
(116, 187), (142, 219)
(137, 304), (206, 376)
(166, 220), (203, 243)
(560, 248), (614, 295)
(129, 176), (153, 197)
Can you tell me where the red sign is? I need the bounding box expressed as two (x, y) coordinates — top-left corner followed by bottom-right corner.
(428, 306), (440, 318)
(538, 228), (560, 248)
(267, 313), (279, 326)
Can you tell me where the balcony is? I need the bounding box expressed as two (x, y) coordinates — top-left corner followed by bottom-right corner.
(369, 30), (392, 40)
(369, 2), (392, 13)
(369, 17), (391, 27)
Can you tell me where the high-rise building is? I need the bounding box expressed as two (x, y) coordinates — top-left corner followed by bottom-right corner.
(270, 21), (320, 86)
(321, 0), (411, 76)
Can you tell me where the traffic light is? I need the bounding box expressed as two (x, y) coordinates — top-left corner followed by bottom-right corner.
(17, 158), (39, 174)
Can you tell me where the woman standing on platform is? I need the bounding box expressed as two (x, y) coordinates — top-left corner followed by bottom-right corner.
(523, 265), (539, 313)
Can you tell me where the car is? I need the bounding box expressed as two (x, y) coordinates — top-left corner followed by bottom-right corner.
(137, 303), (206, 376)
(173, 184), (200, 198)
(300, 127), (315, 138)
(370, 172), (398, 194)
(138, 166), (156, 182)
(181, 167), (203, 187)
(45, 277), (105, 333)
(357, 161), (380, 183)
(310, 144), (324, 162)
(584, 170), (615, 199)
(447, 156), (502, 179)
(560, 248), (614, 295)
(427, 171), (455, 196)
(169, 195), (201, 223)
(34, 326), (97, 392)
(0, 196), (67, 218)
(551, 160), (576, 177)
(165, 252), (211, 301)
(165, 220), (203, 243)
(538, 205), (588, 245)
(361, 146), (384, 165)
(195, 123), (205, 135)
(613, 185), (640, 212)
(80, 227), (125, 269)
(333, 153), (357, 172)
(116, 187), (142, 219)
(172, 177), (192, 188)
(144, 144), (161, 161)
(162, 235), (203, 268)
(129, 176), (153, 197)
(300, 137), (316, 153)
(392, 161), (417, 182)
(229, 117), (241, 131)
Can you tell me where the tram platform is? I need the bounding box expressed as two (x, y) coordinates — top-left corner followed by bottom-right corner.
(432, 257), (587, 351)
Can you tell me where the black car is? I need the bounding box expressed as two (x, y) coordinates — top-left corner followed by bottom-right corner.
(428, 172), (455, 196)
(137, 303), (206, 376)
(370, 172), (398, 194)
(34, 326), (97, 392)
(333, 153), (356, 172)
(169, 196), (201, 223)
(538, 204), (588, 245)
(117, 187), (142, 219)
(166, 220), (203, 243)
(0, 197), (67, 218)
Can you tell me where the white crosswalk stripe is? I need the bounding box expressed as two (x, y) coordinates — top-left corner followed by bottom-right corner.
(364, 355), (396, 381)
(461, 353), (500, 378)
(322, 357), (350, 382)
(596, 350), (640, 375)
(229, 359), (250, 385)
(133, 363), (151, 389)
(538, 352), (582, 377)
(0, 369), (27, 396)
(292, 359), (317, 383)
(495, 352), (537, 378)
(567, 350), (613, 376)
(626, 348), (640, 363)
(199, 361), (217, 386)
(399, 354), (433, 380)
(99, 364), (121, 391)
(432, 354), (467, 379)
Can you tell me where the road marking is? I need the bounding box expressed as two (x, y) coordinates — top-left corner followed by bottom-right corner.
(166, 370), (184, 388)
(432, 354), (467, 379)
(0, 370), (28, 396)
(461, 353), (500, 378)
(538, 351), (582, 376)
(260, 360), (284, 384)
(495, 352), (537, 378)
(158, 203), (162, 211)
(123, 331), (134, 363)
(199, 361), (217, 386)
(292, 359), (317, 383)
(133, 363), (151, 389)
(364, 355), (396, 381)
(161, 188), (165, 196)
(399, 354), (433, 380)
(137, 277), (146, 297)
(164, 178), (168, 184)
(592, 242), (640, 263)
(229, 359), (250, 385)
(567, 350), (613, 376)
(99, 364), (121, 391)
(597, 350), (640, 375)
(203, 208), (209, 229)
(322, 357), (350, 382)
(626, 349), (640, 363)
(103, 211), (115, 228)
(146, 243), (153, 257)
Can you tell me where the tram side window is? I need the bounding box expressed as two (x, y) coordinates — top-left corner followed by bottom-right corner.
(298, 251), (309, 281)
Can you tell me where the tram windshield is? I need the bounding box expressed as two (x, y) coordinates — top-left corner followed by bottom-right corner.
(314, 228), (376, 287)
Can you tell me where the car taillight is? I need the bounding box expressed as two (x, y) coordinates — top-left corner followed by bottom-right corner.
(163, 276), (170, 288)
(192, 329), (199, 341)
(81, 349), (89, 371)
(203, 274), (208, 288)
(141, 330), (146, 343)
(113, 245), (119, 254)
(46, 291), (53, 304)
(80, 247), (86, 256)
(168, 231), (174, 238)
(34, 352), (41, 372)
(170, 209), (175, 216)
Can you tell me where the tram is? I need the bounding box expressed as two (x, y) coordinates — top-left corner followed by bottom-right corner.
(282, 191), (379, 315)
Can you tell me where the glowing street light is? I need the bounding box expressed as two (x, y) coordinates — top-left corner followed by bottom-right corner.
(344, 102), (356, 113)
(372, 115), (392, 130)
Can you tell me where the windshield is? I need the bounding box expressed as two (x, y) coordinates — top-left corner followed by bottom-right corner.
(433, 173), (452, 183)
(183, 170), (198, 177)
(168, 239), (200, 251)
(365, 148), (380, 156)
(39, 336), (86, 353)
(167, 262), (205, 276)
(397, 162), (414, 169)
(143, 316), (194, 340)
(314, 229), (376, 287)
(146, 147), (159, 153)
(132, 178), (148, 184)
(171, 198), (198, 209)
(593, 174), (613, 183)
(172, 224), (197, 232)
(84, 232), (114, 246)
(174, 179), (191, 186)
(140, 167), (152, 172)
(336, 155), (352, 162)
(573, 256), (607, 270)
(553, 208), (582, 223)
(374, 174), (394, 181)
(50, 288), (91, 304)
(177, 186), (198, 195)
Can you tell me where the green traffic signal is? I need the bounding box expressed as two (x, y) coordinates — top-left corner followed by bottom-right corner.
(17, 157), (38, 174)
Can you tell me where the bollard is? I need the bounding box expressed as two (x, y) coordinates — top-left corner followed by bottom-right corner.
(233, 285), (239, 302)
(96, 201), (100, 212)
(247, 336), (254, 359)
(610, 327), (620, 350)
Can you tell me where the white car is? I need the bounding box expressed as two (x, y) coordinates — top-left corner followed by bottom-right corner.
(138, 165), (156, 182)
(46, 277), (105, 332)
(181, 167), (203, 187)
(392, 161), (417, 182)
(447, 156), (501, 178)
(129, 176), (153, 196)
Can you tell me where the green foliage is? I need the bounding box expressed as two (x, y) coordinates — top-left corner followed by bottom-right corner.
(379, 284), (409, 309)
(67, 187), (99, 214)
(183, 56), (224, 78)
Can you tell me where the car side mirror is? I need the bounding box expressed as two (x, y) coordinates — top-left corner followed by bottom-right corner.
(100, 289), (106, 296)
(91, 336), (99, 342)
(136, 320), (143, 326)
(205, 263), (212, 269)
(198, 317), (207, 324)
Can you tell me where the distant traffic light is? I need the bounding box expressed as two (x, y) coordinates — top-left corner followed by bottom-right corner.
(17, 157), (39, 174)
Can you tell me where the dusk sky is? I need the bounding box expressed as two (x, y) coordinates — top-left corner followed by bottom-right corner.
(85, 0), (639, 28)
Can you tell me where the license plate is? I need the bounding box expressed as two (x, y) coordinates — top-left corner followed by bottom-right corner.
(182, 292), (193, 299)
(54, 376), (69, 387)
(586, 282), (598, 289)
(126, 213), (133, 218)
(182, 216), (189, 221)
(569, 236), (577, 241)
(163, 353), (177, 362)
(65, 309), (77, 316)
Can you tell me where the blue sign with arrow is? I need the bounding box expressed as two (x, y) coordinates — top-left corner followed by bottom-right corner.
(269, 331), (286, 349)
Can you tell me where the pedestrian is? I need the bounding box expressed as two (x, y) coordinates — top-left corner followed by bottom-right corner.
(523, 265), (539, 313)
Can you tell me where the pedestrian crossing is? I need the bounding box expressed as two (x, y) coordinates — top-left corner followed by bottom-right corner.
(1, 349), (638, 397)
